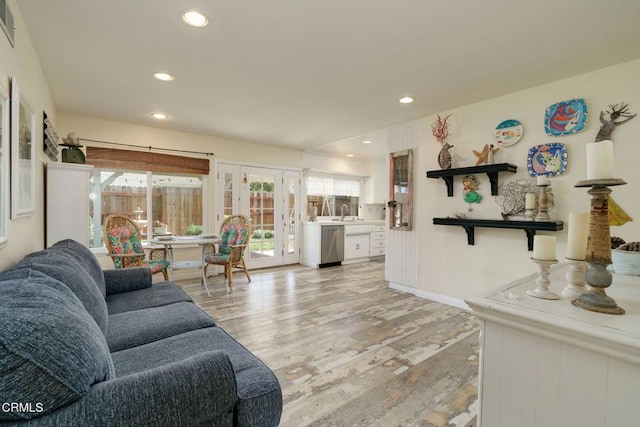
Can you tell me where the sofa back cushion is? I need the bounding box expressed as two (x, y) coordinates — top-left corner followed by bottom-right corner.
(50, 239), (106, 298)
(0, 272), (115, 420)
(18, 251), (109, 334)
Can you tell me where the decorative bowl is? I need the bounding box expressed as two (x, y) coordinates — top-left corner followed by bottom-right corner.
(611, 248), (640, 276)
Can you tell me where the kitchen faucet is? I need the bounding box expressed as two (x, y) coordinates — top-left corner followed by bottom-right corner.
(340, 203), (349, 220)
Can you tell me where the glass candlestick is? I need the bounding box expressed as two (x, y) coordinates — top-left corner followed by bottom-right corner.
(561, 258), (588, 299)
(572, 178), (626, 315)
(527, 258), (560, 299)
(535, 183), (551, 221)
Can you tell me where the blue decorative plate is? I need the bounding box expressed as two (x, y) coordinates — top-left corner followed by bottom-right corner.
(527, 143), (568, 177)
(544, 99), (587, 136)
(495, 119), (523, 147)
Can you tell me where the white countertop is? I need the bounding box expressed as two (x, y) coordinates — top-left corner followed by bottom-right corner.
(303, 219), (385, 226)
(466, 262), (640, 363)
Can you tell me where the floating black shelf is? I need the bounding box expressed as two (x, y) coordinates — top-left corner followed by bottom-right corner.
(426, 163), (517, 197)
(432, 218), (564, 251)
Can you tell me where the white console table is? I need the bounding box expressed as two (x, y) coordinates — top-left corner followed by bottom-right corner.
(466, 263), (640, 427)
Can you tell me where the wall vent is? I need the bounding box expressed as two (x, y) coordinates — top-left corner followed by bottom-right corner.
(0, 0), (15, 47)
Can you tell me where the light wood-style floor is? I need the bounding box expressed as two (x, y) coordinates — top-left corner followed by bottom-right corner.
(177, 259), (479, 427)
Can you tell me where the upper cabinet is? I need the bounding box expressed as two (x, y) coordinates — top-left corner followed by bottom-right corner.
(364, 158), (387, 204)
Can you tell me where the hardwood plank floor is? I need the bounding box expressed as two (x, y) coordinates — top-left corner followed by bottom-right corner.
(176, 259), (479, 427)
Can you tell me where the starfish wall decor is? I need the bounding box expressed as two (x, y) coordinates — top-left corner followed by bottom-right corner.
(473, 144), (499, 165)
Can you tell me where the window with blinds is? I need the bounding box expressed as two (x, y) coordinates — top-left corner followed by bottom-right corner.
(305, 173), (362, 219)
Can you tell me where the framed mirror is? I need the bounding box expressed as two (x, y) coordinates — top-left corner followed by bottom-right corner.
(0, 84), (8, 246)
(388, 149), (412, 230)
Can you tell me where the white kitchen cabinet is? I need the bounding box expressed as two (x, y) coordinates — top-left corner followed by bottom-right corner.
(46, 162), (94, 247)
(369, 225), (385, 257)
(364, 158), (388, 204)
(466, 263), (640, 427)
(344, 234), (370, 260)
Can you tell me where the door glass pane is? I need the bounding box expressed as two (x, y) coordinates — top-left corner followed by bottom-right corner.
(223, 171), (233, 219)
(287, 176), (296, 255)
(152, 173), (203, 236)
(249, 174), (274, 260)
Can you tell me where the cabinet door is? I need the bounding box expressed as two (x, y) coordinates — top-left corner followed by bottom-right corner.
(345, 235), (370, 260)
(46, 163), (94, 247)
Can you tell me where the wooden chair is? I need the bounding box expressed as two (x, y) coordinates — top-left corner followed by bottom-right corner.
(202, 214), (251, 289)
(103, 214), (169, 280)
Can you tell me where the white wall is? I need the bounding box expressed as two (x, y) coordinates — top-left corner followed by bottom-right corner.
(388, 59), (640, 302)
(0, 0), (56, 271)
(302, 152), (371, 176)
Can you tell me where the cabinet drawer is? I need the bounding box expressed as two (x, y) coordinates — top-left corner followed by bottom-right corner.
(372, 225), (385, 232)
(370, 247), (385, 256)
(371, 232), (385, 240)
(370, 239), (385, 249)
(345, 225), (373, 235)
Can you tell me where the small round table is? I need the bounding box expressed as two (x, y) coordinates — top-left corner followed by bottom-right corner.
(150, 235), (221, 296)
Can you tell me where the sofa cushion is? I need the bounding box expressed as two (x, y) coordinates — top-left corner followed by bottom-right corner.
(111, 327), (282, 427)
(16, 251), (108, 334)
(50, 239), (107, 298)
(0, 272), (115, 420)
(106, 302), (216, 352)
(106, 281), (192, 315)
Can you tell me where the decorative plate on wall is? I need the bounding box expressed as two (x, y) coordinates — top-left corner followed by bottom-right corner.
(495, 119), (523, 147)
(527, 143), (568, 177)
(544, 98), (588, 136)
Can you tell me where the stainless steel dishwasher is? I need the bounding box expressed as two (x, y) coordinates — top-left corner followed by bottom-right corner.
(320, 224), (344, 267)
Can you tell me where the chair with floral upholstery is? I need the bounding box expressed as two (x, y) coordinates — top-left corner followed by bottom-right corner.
(202, 214), (251, 289)
(103, 214), (169, 280)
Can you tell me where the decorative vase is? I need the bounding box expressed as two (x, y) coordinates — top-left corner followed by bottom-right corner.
(438, 142), (453, 169)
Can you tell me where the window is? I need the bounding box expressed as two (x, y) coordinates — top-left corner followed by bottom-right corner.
(306, 174), (361, 219)
(89, 169), (204, 248)
(85, 147), (209, 248)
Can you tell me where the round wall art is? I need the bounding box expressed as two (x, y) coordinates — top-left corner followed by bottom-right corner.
(527, 143), (568, 177)
(495, 119), (523, 147)
(544, 99), (588, 136)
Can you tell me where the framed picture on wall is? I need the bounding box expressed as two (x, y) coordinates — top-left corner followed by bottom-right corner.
(0, 83), (9, 245)
(10, 78), (36, 218)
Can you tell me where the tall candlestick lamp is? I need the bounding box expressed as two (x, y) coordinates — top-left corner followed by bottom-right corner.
(572, 178), (626, 314)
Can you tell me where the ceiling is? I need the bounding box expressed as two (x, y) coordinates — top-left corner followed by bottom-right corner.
(17, 0), (640, 160)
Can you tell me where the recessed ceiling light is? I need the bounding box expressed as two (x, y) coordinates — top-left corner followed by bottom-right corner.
(151, 113), (168, 119)
(399, 97), (414, 104)
(347, 154), (354, 157)
(182, 11), (208, 27)
(153, 72), (174, 81)
(362, 140), (372, 144)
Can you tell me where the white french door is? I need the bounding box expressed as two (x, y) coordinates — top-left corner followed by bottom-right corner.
(216, 163), (300, 269)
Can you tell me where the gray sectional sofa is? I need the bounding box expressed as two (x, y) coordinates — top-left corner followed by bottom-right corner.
(0, 239), (282, 426)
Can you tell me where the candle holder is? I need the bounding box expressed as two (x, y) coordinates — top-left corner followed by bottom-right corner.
(572, 179), (626, 315)
(524, 207), (535, 221)
(527, 258), (560, 299)
(535, 183), (551, 221)
(561, 258), (588, 299)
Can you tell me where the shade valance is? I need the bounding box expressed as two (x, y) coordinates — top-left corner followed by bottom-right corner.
(86, 147), (210, 175)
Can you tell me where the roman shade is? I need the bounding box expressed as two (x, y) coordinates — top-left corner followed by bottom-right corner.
(86, 147), (210, 175)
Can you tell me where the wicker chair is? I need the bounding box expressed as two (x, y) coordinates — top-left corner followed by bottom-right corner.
(103, 215), (169, 280)
(202, 214), (251, 289)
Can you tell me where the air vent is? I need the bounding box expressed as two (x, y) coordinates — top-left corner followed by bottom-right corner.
(0, 0), (15, 47)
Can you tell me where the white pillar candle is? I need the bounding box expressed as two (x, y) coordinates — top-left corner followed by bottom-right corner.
(525, 193), (536, 210)
(566, 212), (589, 260)
(533, 235), (556, 260)
(536, 176), (550, 186)
(586, 140), (614, 180)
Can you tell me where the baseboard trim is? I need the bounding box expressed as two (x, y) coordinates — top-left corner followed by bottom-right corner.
(389, 282), (470, 311)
